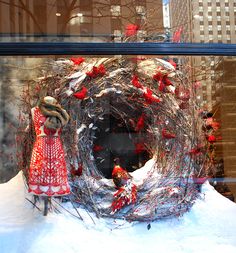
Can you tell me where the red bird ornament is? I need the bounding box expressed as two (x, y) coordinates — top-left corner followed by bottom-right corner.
(111, 158), (137, 213)
(73, 86), (88, 100)
(70, 57), (85, 66)
(162, 128), (176, 139)
(112, 159), (132, 188)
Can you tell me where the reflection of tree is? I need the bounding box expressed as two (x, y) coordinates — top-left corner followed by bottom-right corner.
(0, 0), (43, 33)
(0, 60), (17, 182)
(0, 0), (164, 40)
(59, 0), (164, 37)
(58, 0), (77, 35)
(0, 57), (47, 182)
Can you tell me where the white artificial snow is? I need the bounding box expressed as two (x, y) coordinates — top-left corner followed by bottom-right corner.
(64, 89), (74, 97)
(76, 124), (87, 135)
(68, 73), (87, 90)
(130, 158), (161, 186)
(99, 158), (159, 188)
(156, 58), (175, 71)
(95, 88), (120, 97)
(0, 171), (236, 253)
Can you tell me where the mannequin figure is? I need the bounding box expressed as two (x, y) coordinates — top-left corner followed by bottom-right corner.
(28, 96), (70, 215)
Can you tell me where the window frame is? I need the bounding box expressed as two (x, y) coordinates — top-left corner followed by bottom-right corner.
(0, 42), (236, 56)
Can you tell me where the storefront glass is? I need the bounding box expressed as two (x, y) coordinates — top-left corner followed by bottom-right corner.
(0, 0), (236, 212)
(0, 54), (235, 204)
(0, 0), (235, 44)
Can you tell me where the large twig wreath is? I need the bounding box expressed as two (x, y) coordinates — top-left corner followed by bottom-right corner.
(19, 56), (214, 221)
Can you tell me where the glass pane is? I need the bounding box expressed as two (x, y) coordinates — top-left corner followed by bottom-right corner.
(169, 0), (236, 44)
(0, 0), (165, 42)
(0, 0), (236, 43)
(0, 54), (236, 206)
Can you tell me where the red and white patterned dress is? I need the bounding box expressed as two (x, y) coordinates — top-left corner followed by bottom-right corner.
(28, 107), (70, 196)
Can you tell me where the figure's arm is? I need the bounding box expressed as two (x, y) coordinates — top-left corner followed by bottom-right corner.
(62, 109), (70, 126)
(24, 107), (35, 132)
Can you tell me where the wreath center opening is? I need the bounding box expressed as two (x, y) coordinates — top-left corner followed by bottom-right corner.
(93, 114), (150, 179)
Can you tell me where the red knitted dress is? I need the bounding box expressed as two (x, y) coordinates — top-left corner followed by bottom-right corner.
(28, 107), (70, 196)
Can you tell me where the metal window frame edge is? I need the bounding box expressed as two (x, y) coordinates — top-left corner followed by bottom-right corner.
(0, 42), (235, 56)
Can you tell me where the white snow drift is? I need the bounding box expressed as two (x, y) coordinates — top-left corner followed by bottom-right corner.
(0, 170), (236, 253)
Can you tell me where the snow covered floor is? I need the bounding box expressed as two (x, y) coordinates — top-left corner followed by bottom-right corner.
(1, 172), (236, 253)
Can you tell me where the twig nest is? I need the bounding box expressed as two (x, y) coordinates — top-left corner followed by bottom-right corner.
(20, 56), (211, 221)
(63, 57), (204, 221)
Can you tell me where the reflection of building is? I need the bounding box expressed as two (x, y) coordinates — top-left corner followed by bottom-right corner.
(214, 59), (236, 198)
(190, 0), (236, 110)
(0, 0), (164, 42)
(169, 0), (236, 200)
(170, 0), (236, 110)
(169, 0), (236, 117)
(169, 0), (191, 79)
(0, 1), (164, 183)
(170, 0), (236, 44)
(169, 0), (190, 43)
(163, 1), (170, 30)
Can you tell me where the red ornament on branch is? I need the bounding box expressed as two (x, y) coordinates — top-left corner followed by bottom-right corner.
(143, 88), (161, 104)
(175, 86), (190, 101)
(188, 147), (203, 156)
(112, 160), (132, 188)
(93, 145), (104, 152)
(111, 158), (137, 213)
(153, 70), (172, 93)
(86, 64), (106, 78)
(111, 184), (137, 213)
(70, 163), (83, 178)
(73, 86), (88, 100)
(168, 59), (177, 69)
(207, 135), (216, 143)
(163, 75), (172, 86)
(135, 114), (145, 132)
(162, 128), (176, 139)
(125, 24), (139, 36)
(153, 72), (163, 82)
(70, 57), (85, 66)
(131, 75), (143, 89)
(135, 143), (146, 154)
(206, 118), (220, 131)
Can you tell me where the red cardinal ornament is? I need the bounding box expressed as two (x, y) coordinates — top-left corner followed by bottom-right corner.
(131, 75), (143, 89)
(112, 158), (132, 188)
(111, 183), (137, 213)
(125, 24), (139, 36)
(135, 114), (145, 132)
(207, 135), (217, 143)
(70, 163), (83, 178)
(162, 128), (176, 139)
(175, 86), (190, 101)
(143, 88), (161, 104)
(93, 144), (103, 152)
(86, 64), (106, 78)
(153, 69), (172, 93)
(168, 59), (177, 69)
(111, 158), (137, 213)
(70, 57), (84, 65)
(135, 143), (146, 154)
(73, 86), (87, 100)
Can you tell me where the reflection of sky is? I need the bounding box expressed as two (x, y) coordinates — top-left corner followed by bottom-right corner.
(163, 0), (169, 4)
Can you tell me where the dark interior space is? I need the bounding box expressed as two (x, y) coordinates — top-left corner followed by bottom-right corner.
(93, 114), (150, 178)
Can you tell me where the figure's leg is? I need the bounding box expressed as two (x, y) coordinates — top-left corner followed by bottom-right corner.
(56, 196), (62, 202)
(43, 196), (49, 216)
(33, 195), (39, 206)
